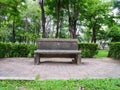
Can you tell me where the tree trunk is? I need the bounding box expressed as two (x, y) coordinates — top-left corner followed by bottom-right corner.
(73, 1), (78, 39)
(55, 0), (60, 38)
(91, 26), (96, 43)
(67, 3), (73, 38)
(12, 17), (15, 43)
(59, 18), (63, 38)
(91, 18), (98, 43)
(68, 17), (74, 38)
(68, 1), (78, 39)
(39, 0), (46, 38)
(25, 17), (29, 43)
(73, 20), (77, 38)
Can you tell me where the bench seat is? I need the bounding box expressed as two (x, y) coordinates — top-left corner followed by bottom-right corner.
(34, 50), (80, 54)
(34, 38), (81, 65)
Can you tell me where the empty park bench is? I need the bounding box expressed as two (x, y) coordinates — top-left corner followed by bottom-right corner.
(34, 38), (81, 65)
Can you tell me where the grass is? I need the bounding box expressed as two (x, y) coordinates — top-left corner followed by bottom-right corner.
(0, 78), (120, 90)
(94, 49), (108, 58)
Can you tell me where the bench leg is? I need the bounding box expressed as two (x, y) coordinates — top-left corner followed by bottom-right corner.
(34, 54), (40, 65)
(76, 54), (81, 65)
(72, 58), (77, 63)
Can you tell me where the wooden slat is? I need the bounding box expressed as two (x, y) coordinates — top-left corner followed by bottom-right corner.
(34, 50), (81, 54)
(37, 38), (77, 42)
(37, 38), (78, 50)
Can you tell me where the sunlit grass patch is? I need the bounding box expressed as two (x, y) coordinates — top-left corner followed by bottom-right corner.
(94, 50), (108, 58)
(0, 78), (120, 90)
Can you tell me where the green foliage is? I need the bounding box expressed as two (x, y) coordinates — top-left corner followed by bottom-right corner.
(0, 42), (11, 58)
(107, 25), (120, 42)
(0, 42), (36, 57)
(108, 42), (120, 59)
(0, 78), (120, 90)
(81, 0), (112, 43)
(0, 42), (6, 57)
(0, 42), (99, 58)
(0, 0), (113, 43)
(0, 0), (41, 43)
(28, 44), (37, 57)
(78, 43), (98, 58)
(113, 0), (120, 10)
(10, 43), (29, 57)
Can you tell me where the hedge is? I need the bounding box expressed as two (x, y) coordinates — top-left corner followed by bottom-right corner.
(78, 43), (98, 58)
(0, 42), (98, 58)
(28, 44), (37, 57)
(0, 42), (36, 58)
(108, 42), (120, 59)
(9, 44), (30, 57)
(0, 43), (10, 58)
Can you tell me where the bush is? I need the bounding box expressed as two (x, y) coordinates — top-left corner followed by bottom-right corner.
(9, 43), (30, 57)
(0, 42), (7, 58)
(108, 42), (120, 59)
(0, 42), (11, 58)
(0, 42), (36, 58)
(78, 43), (98, 58)
(28, 44), (37, 57)
(0, 42), (98, 58)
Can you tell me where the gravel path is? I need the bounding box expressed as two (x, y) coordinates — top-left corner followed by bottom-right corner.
(0, 58), (120, 80)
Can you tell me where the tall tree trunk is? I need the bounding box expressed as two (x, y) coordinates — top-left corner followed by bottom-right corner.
(39, 0), (46, 38)
(25, 17), (29, 43)
(68, 1), (78, 39)
(12, 17), (15, 43)
(67, 2), (73, 38)
(91, 26), (96, 43)
(59, 18), (63, 38)
(55, 0), (60, 38)
(68, 17), (74, 38)
(73, 20), (77, 38)
(38, 22), (41, 35)
(73, 1), (78, 39)
(91, 18), (98, 43)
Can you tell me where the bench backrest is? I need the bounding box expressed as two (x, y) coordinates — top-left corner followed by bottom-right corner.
(37, 38), (78, 50)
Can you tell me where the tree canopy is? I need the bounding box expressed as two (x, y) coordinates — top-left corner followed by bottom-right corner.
(0, 0), (118, 44)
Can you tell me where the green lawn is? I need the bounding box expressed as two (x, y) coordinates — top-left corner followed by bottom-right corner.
(0, 78), (120, 90)
(94, 50), (108, 58)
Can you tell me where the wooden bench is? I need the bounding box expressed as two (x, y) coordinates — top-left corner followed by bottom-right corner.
(34, 38), (81, 65)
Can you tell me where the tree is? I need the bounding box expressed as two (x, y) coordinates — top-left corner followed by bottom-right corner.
(113, 0), (120, 10)
(81, 0), (111, 43)
(44, 0), (64, 38)
(66, 0), (80, 38)
(0, 0), (114, 43)
(21, 0), (41, 43)
(0, 0), (26, 42)
(39, 0), (46, 38)
(107, 25), (120, 42)
(55, 0), (61, 38)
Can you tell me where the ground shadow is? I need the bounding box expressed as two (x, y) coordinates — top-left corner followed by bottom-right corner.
(35, 61), (87, 66)
(40, 61), (73, 64)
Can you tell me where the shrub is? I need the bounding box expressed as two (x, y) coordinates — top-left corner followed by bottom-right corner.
(0, 42), (11, 58)
(0, 42), (35, 57)
(0, 42), (6, 58)
(108, 42), (120, 59)
(9, 43), (30, 57)
(28, 44), (37, 57)
(78, 43), (98, 58)
(4, 43), (12, 57)
(0, 42), (98, 58)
